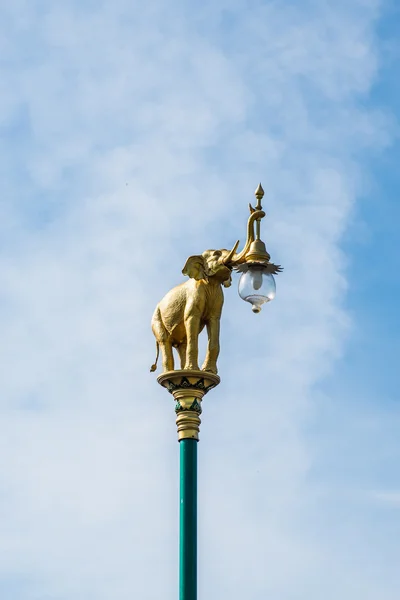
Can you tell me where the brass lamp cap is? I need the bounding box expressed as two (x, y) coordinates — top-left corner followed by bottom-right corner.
(245, 239), (271, 263)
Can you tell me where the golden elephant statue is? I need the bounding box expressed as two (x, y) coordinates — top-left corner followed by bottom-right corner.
(150, 247), (237, 374)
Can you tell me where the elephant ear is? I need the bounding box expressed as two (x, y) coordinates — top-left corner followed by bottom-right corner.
(182, 255), (208, 281)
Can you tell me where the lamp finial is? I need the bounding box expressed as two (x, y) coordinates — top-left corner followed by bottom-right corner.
(254, 183), (264, 208)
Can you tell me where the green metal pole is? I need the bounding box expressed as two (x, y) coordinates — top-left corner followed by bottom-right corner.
(179, 438), (197, 600)
(157, 371), (219, 600)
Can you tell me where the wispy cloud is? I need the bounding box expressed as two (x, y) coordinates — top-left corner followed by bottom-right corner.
(0, 0), (398, 598)
(370, 490), (400, 507)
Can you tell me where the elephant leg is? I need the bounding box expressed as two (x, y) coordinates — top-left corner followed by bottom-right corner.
(177, 341), (187, 370)
(160, 341), (174, 372)
(201, 319), (220, 374)
(152, 307), (174, 372)
(184, 315), (201, 371)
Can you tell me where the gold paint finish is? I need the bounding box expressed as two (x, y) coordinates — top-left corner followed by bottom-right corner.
(150, 248), (235, 375)
(157, 370), (220, 389)
(176, 412), (201, 442)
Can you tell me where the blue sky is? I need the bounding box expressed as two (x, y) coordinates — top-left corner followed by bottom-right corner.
(0, 0), (399, 598)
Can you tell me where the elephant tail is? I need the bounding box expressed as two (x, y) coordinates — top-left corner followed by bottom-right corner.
(150, 342), (160, 372)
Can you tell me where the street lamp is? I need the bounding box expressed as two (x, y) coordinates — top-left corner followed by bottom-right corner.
(235, 182), (280, 312)
(150, 183), (282, 600)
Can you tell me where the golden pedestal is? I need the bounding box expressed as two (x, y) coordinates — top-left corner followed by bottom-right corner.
(157, 370), (220, 441)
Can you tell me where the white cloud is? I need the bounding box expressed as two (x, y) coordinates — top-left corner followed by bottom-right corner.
(370, 490), (400, 507)
(0, 0), (398, 598)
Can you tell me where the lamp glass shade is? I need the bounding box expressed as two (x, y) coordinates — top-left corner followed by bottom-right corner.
(238, 266), (276, 313)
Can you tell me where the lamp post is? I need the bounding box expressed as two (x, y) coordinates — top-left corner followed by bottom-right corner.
(151, 183), (282, 600)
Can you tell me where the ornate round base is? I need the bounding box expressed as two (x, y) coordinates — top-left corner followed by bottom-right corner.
(157, 370), (220, 441)
(157, 369), (220, 393)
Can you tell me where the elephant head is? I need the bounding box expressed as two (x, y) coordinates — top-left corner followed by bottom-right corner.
(182, 247), (240, 287)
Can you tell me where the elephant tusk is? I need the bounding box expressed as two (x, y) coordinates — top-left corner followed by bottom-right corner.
(222, 240), (240, 265)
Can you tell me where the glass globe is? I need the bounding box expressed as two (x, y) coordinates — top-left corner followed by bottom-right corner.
(238, 265), (276, 313)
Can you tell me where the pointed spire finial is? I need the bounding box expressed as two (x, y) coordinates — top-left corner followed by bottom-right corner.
(255, 182), (264, 209)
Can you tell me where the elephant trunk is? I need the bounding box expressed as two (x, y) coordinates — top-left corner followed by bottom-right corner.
(223, 209), (265, 266)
